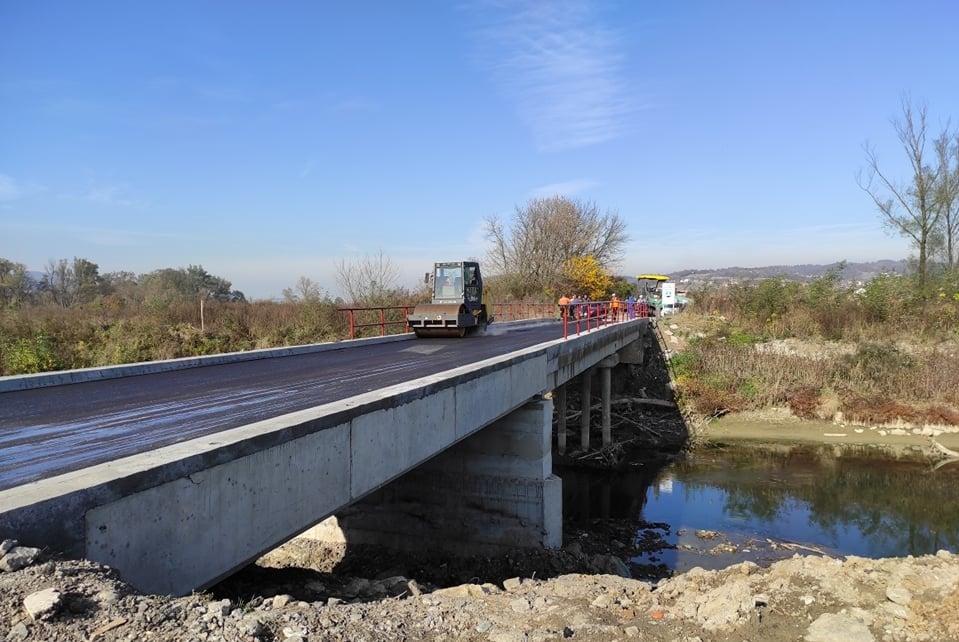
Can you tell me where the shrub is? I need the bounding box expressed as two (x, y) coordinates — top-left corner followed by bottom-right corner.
(2, 334), (61, 373)
(786, 387), (821, 419)
(841, 342), (913, 383)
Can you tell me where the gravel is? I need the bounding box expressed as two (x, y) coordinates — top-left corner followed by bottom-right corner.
(0, 539), (956, 641)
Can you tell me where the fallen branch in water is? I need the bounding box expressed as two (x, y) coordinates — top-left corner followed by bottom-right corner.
(766, 538), (830, 556)
(565, 396), (677, 418)
(932, 458), (959, 471)
(612, 397), (677, 409)
(930, 437), (959, 459)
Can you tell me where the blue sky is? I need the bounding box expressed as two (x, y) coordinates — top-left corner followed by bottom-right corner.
(2, 1), (957, 298)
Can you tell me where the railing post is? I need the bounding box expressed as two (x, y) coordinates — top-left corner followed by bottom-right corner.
(563, 306), (568, 340)
(404, 307), (410, 333)
(379, 308), (386, 336)
(348, 309), (355, 339)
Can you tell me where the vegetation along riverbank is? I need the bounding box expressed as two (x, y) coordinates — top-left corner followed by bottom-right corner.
(666, 268), (959, 445)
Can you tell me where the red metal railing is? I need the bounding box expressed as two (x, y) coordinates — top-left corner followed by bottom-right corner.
(561, 300), (651, 339)
(339, 305), (414, 339)
(338, 299), (650, 340)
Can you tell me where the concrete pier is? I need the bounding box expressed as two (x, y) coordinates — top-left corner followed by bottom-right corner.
(302, 397), (562, 553)
(555, 385), (567, 455)
(580, 369), (592, 451)
(598, 355), (619, 448)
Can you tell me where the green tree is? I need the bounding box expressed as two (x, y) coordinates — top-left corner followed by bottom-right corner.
(563, 255), (613, 299)
(0, 258), (33, 307)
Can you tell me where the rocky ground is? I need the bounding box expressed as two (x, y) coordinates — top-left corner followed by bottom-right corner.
(3, 537), (958, 642)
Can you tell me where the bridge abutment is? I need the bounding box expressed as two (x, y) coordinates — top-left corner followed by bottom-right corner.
(300, 396), (562, 554)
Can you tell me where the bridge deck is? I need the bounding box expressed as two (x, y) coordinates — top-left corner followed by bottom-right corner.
(0, 322), (563, 491)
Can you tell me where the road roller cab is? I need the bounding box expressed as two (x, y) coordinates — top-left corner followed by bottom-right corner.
(407, 261), (489, 337)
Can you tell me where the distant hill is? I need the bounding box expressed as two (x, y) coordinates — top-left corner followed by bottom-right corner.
(669, 260), (908, 286)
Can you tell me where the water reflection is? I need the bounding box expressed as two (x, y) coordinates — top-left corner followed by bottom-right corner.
(560, 444), (959, 573)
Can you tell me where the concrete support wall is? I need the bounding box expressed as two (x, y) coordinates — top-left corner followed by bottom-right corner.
(302, 397), (562, 554)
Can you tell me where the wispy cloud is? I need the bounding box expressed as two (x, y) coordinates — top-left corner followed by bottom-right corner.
(84, 184), (139, 207)
(0, 174), (22, 201)
(57, 181), (144, 208)
(298, 160), (315, 179)
(329, 96), (378, 114)
(0, 173), (44, 201)
(529, 178), (598, 198)
(0, 221), (195, 247)
(471, 1), (635, 151)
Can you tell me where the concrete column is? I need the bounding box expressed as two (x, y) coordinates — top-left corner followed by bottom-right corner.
(601, 365), (612, 447)
(580, 369), (592, 451)
(301, 397), (562, 554)
(555, 385), (567, 455)
(597, 355), (619, 448)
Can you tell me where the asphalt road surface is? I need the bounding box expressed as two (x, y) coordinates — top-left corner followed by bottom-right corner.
(0, 322), (563, 491)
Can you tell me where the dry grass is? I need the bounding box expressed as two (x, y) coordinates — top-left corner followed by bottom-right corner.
(0, 299), (355, 375)
(672, 338), (959, 424)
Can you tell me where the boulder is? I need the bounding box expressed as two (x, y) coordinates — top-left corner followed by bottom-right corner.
(24, 588), (62, 621)
(7, 622), (29, 642)
(592, 554), (631, 578)
(885, 586), (912, 606)
(503, 577), (523, 591)
(695, 578), (752, 630)
(272, 594), (293, 609)
(805, 613), (875, 642)
(0, 547), (40, 572)
(207, 598), (232, 616)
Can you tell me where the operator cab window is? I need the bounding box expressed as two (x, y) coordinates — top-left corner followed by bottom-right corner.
(434, 266), (463, 299)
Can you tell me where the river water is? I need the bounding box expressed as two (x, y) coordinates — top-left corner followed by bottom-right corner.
(561, 443), (959, 575)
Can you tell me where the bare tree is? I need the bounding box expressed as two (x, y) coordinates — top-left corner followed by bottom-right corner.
(858, 99), (945, 288)
(335, 250), (398, 305)
(485, 196), (628, 297)
(42, 257), (105, 307)
(934, 131), (959, 268)
(282, 276), (323, 303)
(43, 259), (73, 307)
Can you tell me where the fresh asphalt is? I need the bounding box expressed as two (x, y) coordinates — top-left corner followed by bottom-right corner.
(0, 322), (563, 491)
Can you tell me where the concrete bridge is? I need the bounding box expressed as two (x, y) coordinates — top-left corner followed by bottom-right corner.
(0, 319), (650, 595)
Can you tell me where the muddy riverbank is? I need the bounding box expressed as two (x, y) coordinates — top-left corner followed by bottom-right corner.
(701, 412), (959, 460)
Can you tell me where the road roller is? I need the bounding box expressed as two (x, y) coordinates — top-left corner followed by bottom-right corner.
(407, 261), (490, 338)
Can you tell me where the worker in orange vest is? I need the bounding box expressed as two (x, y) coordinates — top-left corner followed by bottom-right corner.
(558, 294), (571, 318)
(610, 294), (621, 321)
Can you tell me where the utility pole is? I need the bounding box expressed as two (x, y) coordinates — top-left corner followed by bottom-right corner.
(199, 288), (209, 332)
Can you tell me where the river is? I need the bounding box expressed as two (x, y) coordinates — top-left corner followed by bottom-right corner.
(561, 441), (959, 576)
